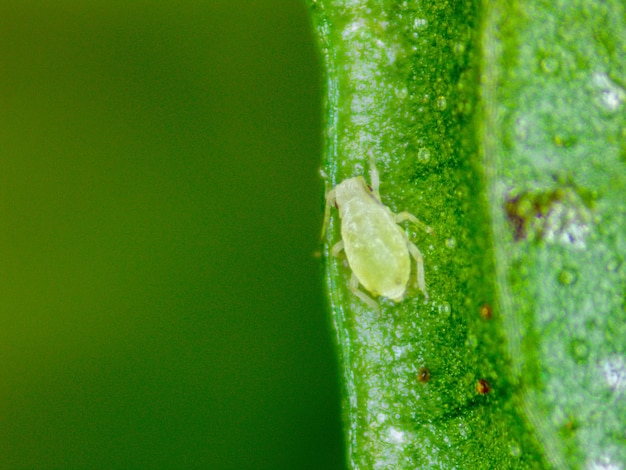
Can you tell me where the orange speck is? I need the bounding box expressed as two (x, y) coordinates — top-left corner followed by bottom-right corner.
(479, 303), (493, 320)
(476, 379), (491, 395)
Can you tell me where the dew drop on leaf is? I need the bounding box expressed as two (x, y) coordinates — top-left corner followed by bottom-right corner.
(509, 440), (522, 458)
(466, 334), (478, 349)
(418, 148), (431, 162)
(569, 338), (590, 363)
(540, 56), (559, 74)
(438, 301), (451, 316)
(558, 267), (578, 286)
(445, 237), (456, 249)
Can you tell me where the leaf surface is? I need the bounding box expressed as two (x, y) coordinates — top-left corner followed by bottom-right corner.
(310, 0), (626, 468)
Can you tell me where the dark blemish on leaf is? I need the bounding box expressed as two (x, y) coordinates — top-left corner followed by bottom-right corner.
(417, 367), (431, 383)
(504, 184), (595, 246)
(504, 195), (527, 240)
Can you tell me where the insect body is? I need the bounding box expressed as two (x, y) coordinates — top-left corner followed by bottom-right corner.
(325, 158), (430, 310)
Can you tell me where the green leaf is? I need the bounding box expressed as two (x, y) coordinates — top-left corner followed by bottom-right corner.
(309, 0), (626, 468)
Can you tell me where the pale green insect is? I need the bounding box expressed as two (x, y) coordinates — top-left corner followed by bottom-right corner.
(325, 158), (431, 310)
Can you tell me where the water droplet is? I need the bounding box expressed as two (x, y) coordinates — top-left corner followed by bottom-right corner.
(413, 18), (427, 29)
(458, 422), (469, 438)
(396, 87), (408, 100)
(445, 237), (456, 249)
(436, 96), (447, 110)
(570, 338), (590, 363)
(417, 148), (431, 162)
(509, 440), (522, 458)
(558, 267), (578, 285)
(438, 301), (451, 316)
(540, 56), (559, 74)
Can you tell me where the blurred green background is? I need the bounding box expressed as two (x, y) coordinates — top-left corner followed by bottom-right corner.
(0, 1), (344, 468)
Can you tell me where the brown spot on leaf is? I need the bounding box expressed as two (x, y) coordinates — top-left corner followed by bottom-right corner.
(476, 379), (491, 395)
(504, 185), (594, 246)
(479, 303), (493, 320)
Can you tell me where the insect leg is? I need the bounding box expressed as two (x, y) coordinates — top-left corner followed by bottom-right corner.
(368, 151), (381, 200)
(331, 240), (344, 256)
(407, 241), (428, 301)
(349, 272), (380, 312)
(321, 188), (336, 239)
(395, 211), (433, 234)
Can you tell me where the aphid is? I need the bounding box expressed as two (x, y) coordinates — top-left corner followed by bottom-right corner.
(325, 155), (431, 310)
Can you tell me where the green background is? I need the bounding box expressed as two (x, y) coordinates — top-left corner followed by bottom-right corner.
(0, 1), (344, 468)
